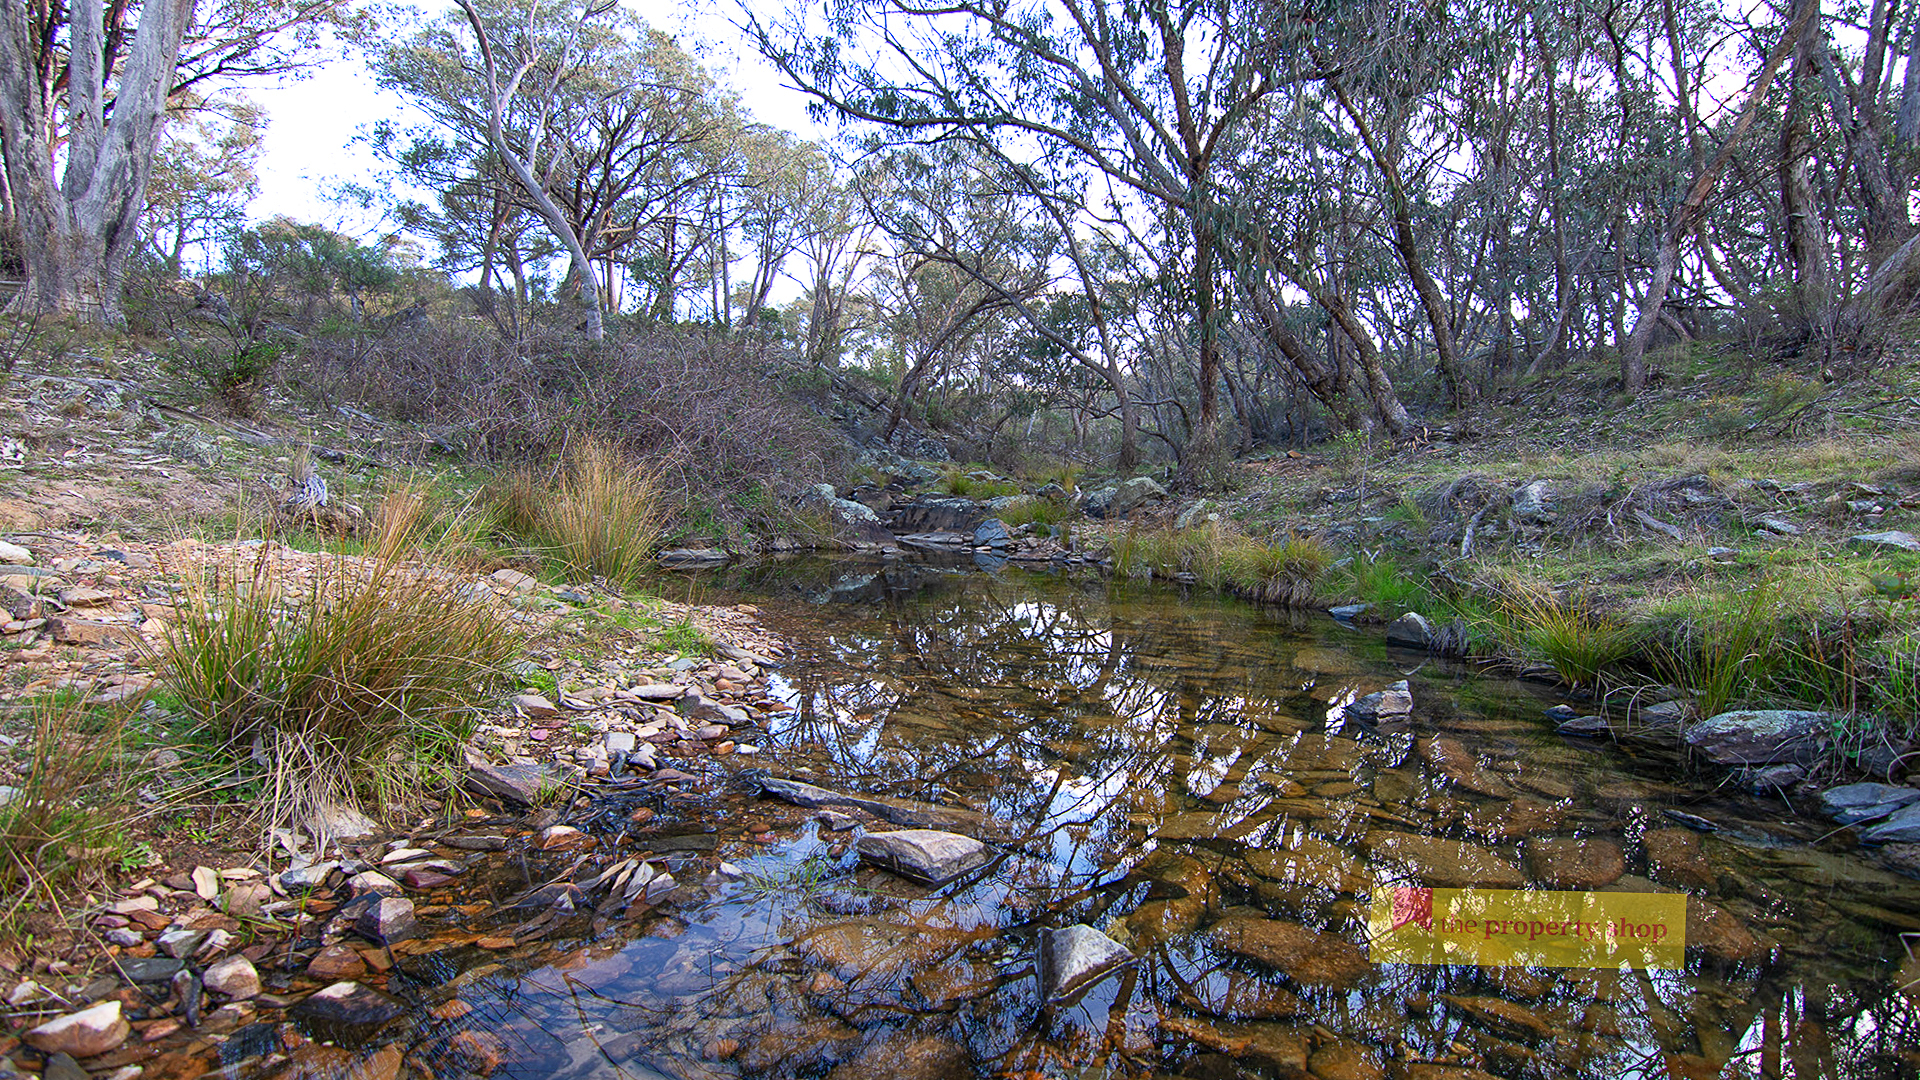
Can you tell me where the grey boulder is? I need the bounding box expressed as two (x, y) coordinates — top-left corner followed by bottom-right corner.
(1683, 710), (1831, 766)
(1384, 612), (1433, 649)
(1040, 924), (1135, 1003)
(1819, 782), (1920, 825)
(1862, 803), (1920, 844)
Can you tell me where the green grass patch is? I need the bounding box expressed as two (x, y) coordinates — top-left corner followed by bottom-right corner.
(1501, 584), (1645, 689)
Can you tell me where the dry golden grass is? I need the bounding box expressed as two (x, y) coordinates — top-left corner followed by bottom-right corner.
(540, 437), (664, 588)
(0, 695), (134, 931)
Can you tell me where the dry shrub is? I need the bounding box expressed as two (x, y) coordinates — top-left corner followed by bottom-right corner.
(292, 324), (844, 530)
(151, 499), (520, 844)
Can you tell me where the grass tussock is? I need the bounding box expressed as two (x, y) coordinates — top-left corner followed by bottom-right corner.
(1107, 524), (1331, 606)
(995, 495), (1075, 530)
(1340, 554), (1432, 612)
(0, 695), (134, 931)
(1501, 584), (1645, 689)
(1654, 580), (1780, 719)
(151, 493), (520, 843)
(539, 438), (664, 588)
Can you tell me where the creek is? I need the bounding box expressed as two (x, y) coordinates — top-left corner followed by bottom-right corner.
(353, 557), (1920, 1080)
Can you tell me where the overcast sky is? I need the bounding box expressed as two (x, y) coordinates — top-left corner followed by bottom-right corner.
(244, 1), (830, 235)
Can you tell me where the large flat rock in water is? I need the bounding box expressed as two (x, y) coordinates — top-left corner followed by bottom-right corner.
(759, 776), (994, 836)
(856, 829), (991, 884)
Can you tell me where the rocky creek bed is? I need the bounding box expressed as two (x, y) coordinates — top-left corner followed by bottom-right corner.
(7, 555), (1920, 1080)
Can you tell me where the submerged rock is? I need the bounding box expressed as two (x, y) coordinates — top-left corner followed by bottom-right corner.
(1366, 832), (1528, 889)
(1039, 924), (1134, 1002)
(824, 1035), (970, 1080)
(1204, 916), (1371, 989)
(758, 775), (990, 835)
(1307, 1039), (1387, 1080)
(1158, 1015), (1311, 1074)
(855, 829), (990, 884)
(1417, 736), (1513, 798)
(1442, 994), (1554, 1040)
(1173, 970), (1307, 1021)
(1642, 828), (1716, 890)
(1686, 897), (1769, 962)
(1522, 836), (1626, 889)
(1819, 782), (1920, 825)
(1684, 710), (1831, 765)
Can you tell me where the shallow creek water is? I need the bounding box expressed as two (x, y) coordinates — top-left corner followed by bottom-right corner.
(368, 558), (1919, 1080)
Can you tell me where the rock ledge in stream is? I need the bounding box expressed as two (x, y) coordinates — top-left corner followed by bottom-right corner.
(1040, 924), (1135, 1002)
(855, 829), (990, 884)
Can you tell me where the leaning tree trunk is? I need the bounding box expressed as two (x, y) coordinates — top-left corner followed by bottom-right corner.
(0, 0), (198, 323)
(1619, 0), (1813, 393)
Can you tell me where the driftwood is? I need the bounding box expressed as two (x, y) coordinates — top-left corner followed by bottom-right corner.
(1633, 508), (1686, 541)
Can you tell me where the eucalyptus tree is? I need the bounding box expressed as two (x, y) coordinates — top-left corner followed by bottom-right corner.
(734, 128), (830, 327)
(745, 0), (1322, 442)
(0, 0), (359, 321)
(145, 93), (267, 275)
(790, 164), (881, 371)
(381, 2), (753, 332)
(863, 145), (1056, 441)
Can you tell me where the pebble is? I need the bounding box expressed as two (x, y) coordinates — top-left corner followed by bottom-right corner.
(202, 955), (261, 999)
(24, 1001), (128, 1058)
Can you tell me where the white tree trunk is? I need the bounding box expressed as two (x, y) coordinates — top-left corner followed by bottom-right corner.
(0, 0), (197, 322)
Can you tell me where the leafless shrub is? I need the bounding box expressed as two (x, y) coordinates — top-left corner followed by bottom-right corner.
(290, 323), (846, 531)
